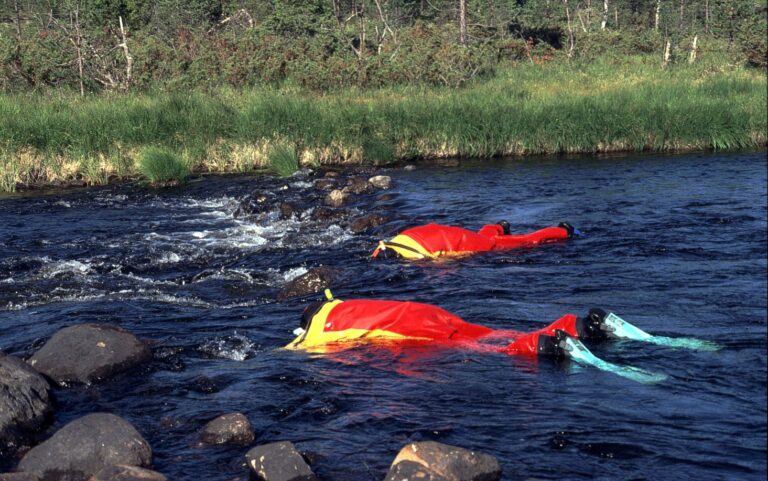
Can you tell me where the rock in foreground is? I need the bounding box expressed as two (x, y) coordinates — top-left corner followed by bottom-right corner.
(17, 413), (152, 481)
(0, 473), (41, 481)
(245, 441), (317, 481)
(199, 412), (255, 446)
(28, 324), (151, 386)
(277, 267), (337, 301)
(87, 465), (166, 481)
(349, 214), (389, 234)
(0, 354), (53, 450)
(368, 175), (393, 189)
(385, 441), (502, 481)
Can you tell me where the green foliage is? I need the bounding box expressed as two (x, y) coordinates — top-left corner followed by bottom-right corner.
(138, 146), (189, 184)
(267, 142), (298, 177)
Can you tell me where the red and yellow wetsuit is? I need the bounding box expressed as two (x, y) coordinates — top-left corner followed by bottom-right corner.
(286, 298), (582, 356)
(372, 223), (570, 260)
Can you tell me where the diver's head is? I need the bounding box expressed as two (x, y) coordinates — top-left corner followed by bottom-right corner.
(371, 241), (403, 260)
(558, 222), (579, 238)
(299, 301), (325, 332)
(497, 220), (511, 235)
(576, 308), (609, 341)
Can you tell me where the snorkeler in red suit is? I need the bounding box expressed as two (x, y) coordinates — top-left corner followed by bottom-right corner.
(286, 293), (717, 383)
(371, 221), (577, 260)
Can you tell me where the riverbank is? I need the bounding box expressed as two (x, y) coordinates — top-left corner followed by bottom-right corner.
(1, 55), (766, 192)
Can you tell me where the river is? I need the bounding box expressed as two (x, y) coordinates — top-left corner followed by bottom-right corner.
(1, 151), (766, 480)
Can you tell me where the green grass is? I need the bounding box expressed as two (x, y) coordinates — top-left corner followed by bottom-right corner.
(138, 146), (190, 184)
(0, 55), (765, 191)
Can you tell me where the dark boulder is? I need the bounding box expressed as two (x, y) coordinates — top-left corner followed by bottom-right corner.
(0, 473), (41, 481)
(17, 413), (152, 481)
(234, 192), (273, 219)
(313, 179), (336, 191)
(279, 202), (298, 220)
(276, 267), (337, 301)
(245, 441), (317, 481)
(87, 465), (166, 481)
(0, 354), (53, 451)
(349, 214), (389, 234)
(28, 324), (151, 386)
(310, 207), (349, 223)
(198, 413), (255, 446)
(342, 177), (374, 195)
(386, 441), (502, 481)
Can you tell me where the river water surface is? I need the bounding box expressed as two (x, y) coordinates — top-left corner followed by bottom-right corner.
(1, 152), (766, 480)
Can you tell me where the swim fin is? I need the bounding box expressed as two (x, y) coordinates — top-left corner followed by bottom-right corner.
(602, 313), (720, 352)
(556, 330), (667, 384)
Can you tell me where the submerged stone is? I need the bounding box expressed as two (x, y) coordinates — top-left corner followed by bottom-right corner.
(277, 267), (337, 301)
(87, 465), (166, 481)
(368, 175), (393, 189)
(28, 324), (151, 386)
(386, 441), (502, 481)
(245, 441), (317, 481)
(198, 412), (255, 446)
(349, 214), (389, 234)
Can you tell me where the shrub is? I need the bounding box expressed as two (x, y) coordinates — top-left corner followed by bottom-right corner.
(138, 147), (189, 184)
(267, 142), (298, 177)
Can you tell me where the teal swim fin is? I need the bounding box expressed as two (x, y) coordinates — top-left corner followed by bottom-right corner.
(602, 313), (720, 352)
(557, 330), (667, 384)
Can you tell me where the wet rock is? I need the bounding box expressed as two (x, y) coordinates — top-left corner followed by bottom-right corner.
(17, 413), (152, 481)
(323, 171), (340, 178)
(277, 267), (337, 301)
(368, 175), (393, 189)
(349, 214), (389, 234)
(245, 441), (318, 481)
(279, 202), (298, 220)
(199, 413), (254, 446)
(234, 192), (273, 219)
(0, 354), (53, 451)
(28, 324), (151, 386)
(87, 465), (166, 481)
(377, 193), (397, 201)
(384, 460), (450, 481)
(310, 207), (349, 223)
(324, 189), (349, 208)
(403, 165), (417, 171)
(313, 179), (336, 191)
(342, 177), (375, 195)
(0, 474), (41, 481)
(386, 441), (502, 481)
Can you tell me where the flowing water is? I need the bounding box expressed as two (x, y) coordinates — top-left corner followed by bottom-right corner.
(1, 152), (766, 480)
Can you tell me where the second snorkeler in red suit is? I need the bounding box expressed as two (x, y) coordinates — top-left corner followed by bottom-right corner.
(372, 221), (578, 259)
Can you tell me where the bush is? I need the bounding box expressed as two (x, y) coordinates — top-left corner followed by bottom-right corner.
(138, 147), (189, 184)
(267, 142), (298, 177)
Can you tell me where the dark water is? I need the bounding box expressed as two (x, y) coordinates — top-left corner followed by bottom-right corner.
(1, 152), (766, 480)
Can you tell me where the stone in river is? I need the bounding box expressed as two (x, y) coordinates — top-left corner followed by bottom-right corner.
(87, 465), (166, 481)
(245, 441), (318, 481)
(385, 441), (502, 481)
(277, 267), (337, 301)
(324, 189), (349, 207)
(17, 413), (152, 481)
(198, 412), (255, 446)
(0, 354), (53, 451)
(28, 324), (151, 386)
(368, 175), (393, 189)
(342, 177), (375, 195)
(349, 214), (389, 234)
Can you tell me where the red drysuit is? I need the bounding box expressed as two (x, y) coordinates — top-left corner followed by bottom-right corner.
(286, 298), (582, 356)
(372, 223), (571, 259)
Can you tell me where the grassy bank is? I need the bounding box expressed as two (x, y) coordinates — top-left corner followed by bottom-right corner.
(1, 56), (766, 192)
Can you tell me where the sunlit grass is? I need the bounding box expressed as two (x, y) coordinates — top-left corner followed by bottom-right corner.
(0, 55), (765, 191)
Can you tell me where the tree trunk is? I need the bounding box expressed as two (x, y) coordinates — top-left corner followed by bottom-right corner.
(118, 16), (133, 90)
(655, 0), (661, 31)
(662, 38), (671, 68)
(73, 1), (84, 96)
(704, 0), (709, 33)
(563, 0), (575, 57)
(601, 0), (608, 30)
(459, 0), (466, 45)
(678, 0), (685, 31)
(13, 0), (22, 40)
(688, 34), (698, 64)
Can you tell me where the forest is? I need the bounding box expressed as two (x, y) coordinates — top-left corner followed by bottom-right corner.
(2, 0), (766, 92)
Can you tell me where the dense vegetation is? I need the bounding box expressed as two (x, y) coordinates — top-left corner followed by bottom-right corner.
(0, 1), (766, 191)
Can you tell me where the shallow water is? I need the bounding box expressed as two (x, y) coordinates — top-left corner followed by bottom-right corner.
(1, 152), (766, 480)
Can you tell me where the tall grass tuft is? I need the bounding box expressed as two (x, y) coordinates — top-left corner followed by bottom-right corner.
(138, 147), (189, 185)
(267, 143), (298, 177)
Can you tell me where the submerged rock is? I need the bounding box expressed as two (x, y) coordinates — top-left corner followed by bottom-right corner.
(28, 324), (151, 386)
(385, 441), (502, 481)
(277, 267), (337, 301)
(279, 202), (298, 220)
(199, 413), (255, 446)
(0, 354), (53, 451)
(313, 179), (336, 191)
(342, 177), (375, 195)
(368, 175), (393, 189)
(384, 460), (450, 481)
(17, 413), (152, 481)
(349, 214), (389, 234)
(87, 465), (166, 481)
(245, 441), (317, 481)
(324, 189), (349, 207)
(310, 207), (349, 223)
(234, 192), (273, 219)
